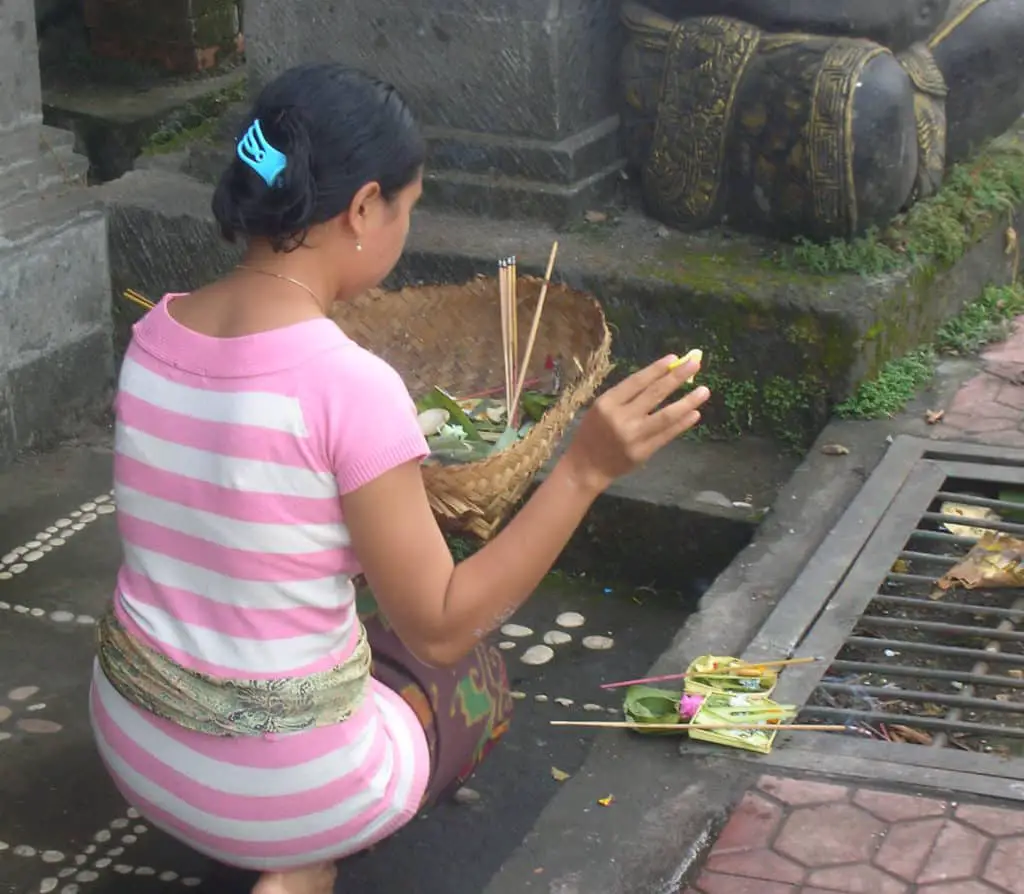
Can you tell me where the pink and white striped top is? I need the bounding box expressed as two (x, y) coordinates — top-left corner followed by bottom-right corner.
(90, 294), (432, 870)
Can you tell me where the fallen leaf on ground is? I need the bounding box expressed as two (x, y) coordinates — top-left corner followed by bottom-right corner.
(936, 532), (1024, 590)
(598, 795), (615, 807)
(551, 767), (570, 782)
(584, 210), (608, 224)
(889, 725), (933, 745)
(821, 443), (850, 456)
(925, 409), (945, 424)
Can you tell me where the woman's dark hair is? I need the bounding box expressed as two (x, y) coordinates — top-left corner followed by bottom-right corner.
(212, 64), (425, 252)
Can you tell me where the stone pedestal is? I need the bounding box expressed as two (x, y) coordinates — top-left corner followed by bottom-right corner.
(245, 0), (624, 224)
(0, 0), (112, 467)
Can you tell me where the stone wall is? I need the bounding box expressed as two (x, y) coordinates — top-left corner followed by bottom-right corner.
(83, 0), (243, 74)
(0, 0), (112, 467)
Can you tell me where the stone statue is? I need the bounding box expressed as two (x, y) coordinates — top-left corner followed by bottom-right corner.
(620, 0), (1024, 241)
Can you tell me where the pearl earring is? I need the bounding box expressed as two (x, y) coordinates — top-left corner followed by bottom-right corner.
(356, 241), (363, 252)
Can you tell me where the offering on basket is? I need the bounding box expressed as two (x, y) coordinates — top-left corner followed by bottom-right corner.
(686, 694), (798, 755)
(330, 243), (612, 541)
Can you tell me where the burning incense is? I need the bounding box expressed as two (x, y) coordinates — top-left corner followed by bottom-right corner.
(123, 288), (155, 311)
(509, 242), (559, 424)
(599, 657), (821, 691)
(550, 720), (846, 732)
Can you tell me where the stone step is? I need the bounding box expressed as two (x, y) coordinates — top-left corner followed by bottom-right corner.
(0, 127), (89, 212)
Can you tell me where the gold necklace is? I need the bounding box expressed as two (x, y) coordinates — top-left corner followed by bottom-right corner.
(235, 264), (324, 306)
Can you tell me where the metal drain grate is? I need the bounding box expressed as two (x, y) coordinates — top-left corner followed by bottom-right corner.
(739, 436), (1024, 799)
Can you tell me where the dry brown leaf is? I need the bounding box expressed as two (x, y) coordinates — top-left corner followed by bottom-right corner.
(925, 409), (945, 424)
(584, 210), (608, 224)
(936, 532), (1024, 591)
(889, 724), (933, 745)
(821, 443), (850, 456)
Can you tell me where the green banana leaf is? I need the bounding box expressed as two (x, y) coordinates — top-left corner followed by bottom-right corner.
(417, 388), (481, 440)
(622, 685), (685, 735)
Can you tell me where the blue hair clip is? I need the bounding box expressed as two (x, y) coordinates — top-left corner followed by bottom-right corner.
(237, 119), (287, 187)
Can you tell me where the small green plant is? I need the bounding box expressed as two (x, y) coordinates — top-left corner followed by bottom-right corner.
(837, 282), (1024, 418)
(778, 136), (1024, 275)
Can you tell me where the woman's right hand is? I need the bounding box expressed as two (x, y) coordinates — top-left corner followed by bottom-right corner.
(560, 354), (711, 494)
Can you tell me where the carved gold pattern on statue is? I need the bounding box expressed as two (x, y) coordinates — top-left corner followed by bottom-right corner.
(896, 42), (949, 199)
(643, 16), (761, 227)
(807, 41), (886, 235)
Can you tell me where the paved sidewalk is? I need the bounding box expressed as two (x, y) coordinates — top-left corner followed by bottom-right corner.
(686, 775), (1024, 894)
(683, 317), (1024, 892)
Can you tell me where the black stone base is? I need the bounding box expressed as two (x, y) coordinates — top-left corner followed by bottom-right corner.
(421, 115), (625, 223)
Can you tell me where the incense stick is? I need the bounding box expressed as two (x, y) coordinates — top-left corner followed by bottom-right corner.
(510, 256), (519, 427)
(550, 720), (847, 732)
(498, 259), (512, 416)
(509, 242), (559, 421)
(599, 657), (821, 690)
(123, 288), (155, 311)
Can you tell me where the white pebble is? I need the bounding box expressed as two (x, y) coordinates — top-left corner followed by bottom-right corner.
(110, 819), (128, 829)
(57, 868), (75, 878)
(554, 697), (574, 707)
(80, 513), (97, 524)
(135, 867), (155, 876)
(27, 703), (46, 711)
(80, 503), (97, 512)
(69, 511), (81, 519)
(61, 885), (80, 894)
(74, 872), (98, 883)
(106, 847), (124, 856)
(24, 551), (44, 562)
(41, 850), (64, 863)
(13, 604), (29, 612)
(0, 733), (10, 742)
(95, 495), (111, 504)
(582, 635), (615, 651)
(0, 573), (12, 581)
(0, 601), (7, 609)
(498, 641), (517, 651)
(520, 645), (555, 666)
(500, 623), (534, 638)
(45, 526), (58, 534)
(14, 844), (37, 857)
(510, 690), (527, 700)
(10, 563), (28, 574)
(82, 846), (95, 855)
(40, 879), (58, 893)
(93, 830), (111, 843)
(121, 835), (137, 844)
(0, 840), (8, 851)
(36, 532), (51, 541)
(13, 546), (26, 555)
(182, 878), (202, 887)
(556, 611), (586, 629)
(534, 694), (549, 702)
(96, 504), (116, 515)
(126, 808), (140, 818)
(49, 538), (66, 547)
(40, 545), (53, 553)
(25, 541), (41, 549)
(583, 703), (605, 712)
(29, 608), (45, 618)
(50, 611), (75, 623)
(543, 630), (572, 646)
(73, 855), (86, 866)
(608, 707), (620, 715)
(132, 825), (147, 834)
(94, 859), (111, 869)
(54, 519), (71, 528)
(1, 553), (18, 564)
(71, 524), (85, 532)
(158, 871), (178, 882)
(112, 865), (132, 874)
(76, 615), (96, 626)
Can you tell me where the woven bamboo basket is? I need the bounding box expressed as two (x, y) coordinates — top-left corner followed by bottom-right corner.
(330, 275), (613, 540)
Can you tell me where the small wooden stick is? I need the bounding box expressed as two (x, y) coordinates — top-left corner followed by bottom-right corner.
(498, 259), (511, 414)
(599, 657), (821, 690)
(510, 241), (559, 418)
(510, 256), (519, 425)
(550, 720), (847, 732)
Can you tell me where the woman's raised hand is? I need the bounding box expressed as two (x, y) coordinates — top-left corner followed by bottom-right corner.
(561, 355), (710, 494)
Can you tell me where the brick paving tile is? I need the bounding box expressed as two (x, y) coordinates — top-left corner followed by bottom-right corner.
(804, 863), (907, 893)
(775, 803), (884, 867)
(758, 776), (849, 806)
(916, 819), (990, 884)
(853, 789), (947, 822)
(687, 777), (1024, 894)
(983, 837), (1024, 893)
(873, 817), (946, 881)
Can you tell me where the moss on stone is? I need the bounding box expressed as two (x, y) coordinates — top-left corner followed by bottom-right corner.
(778, 131), (1024, 275)
(141, 77), (246, 155)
